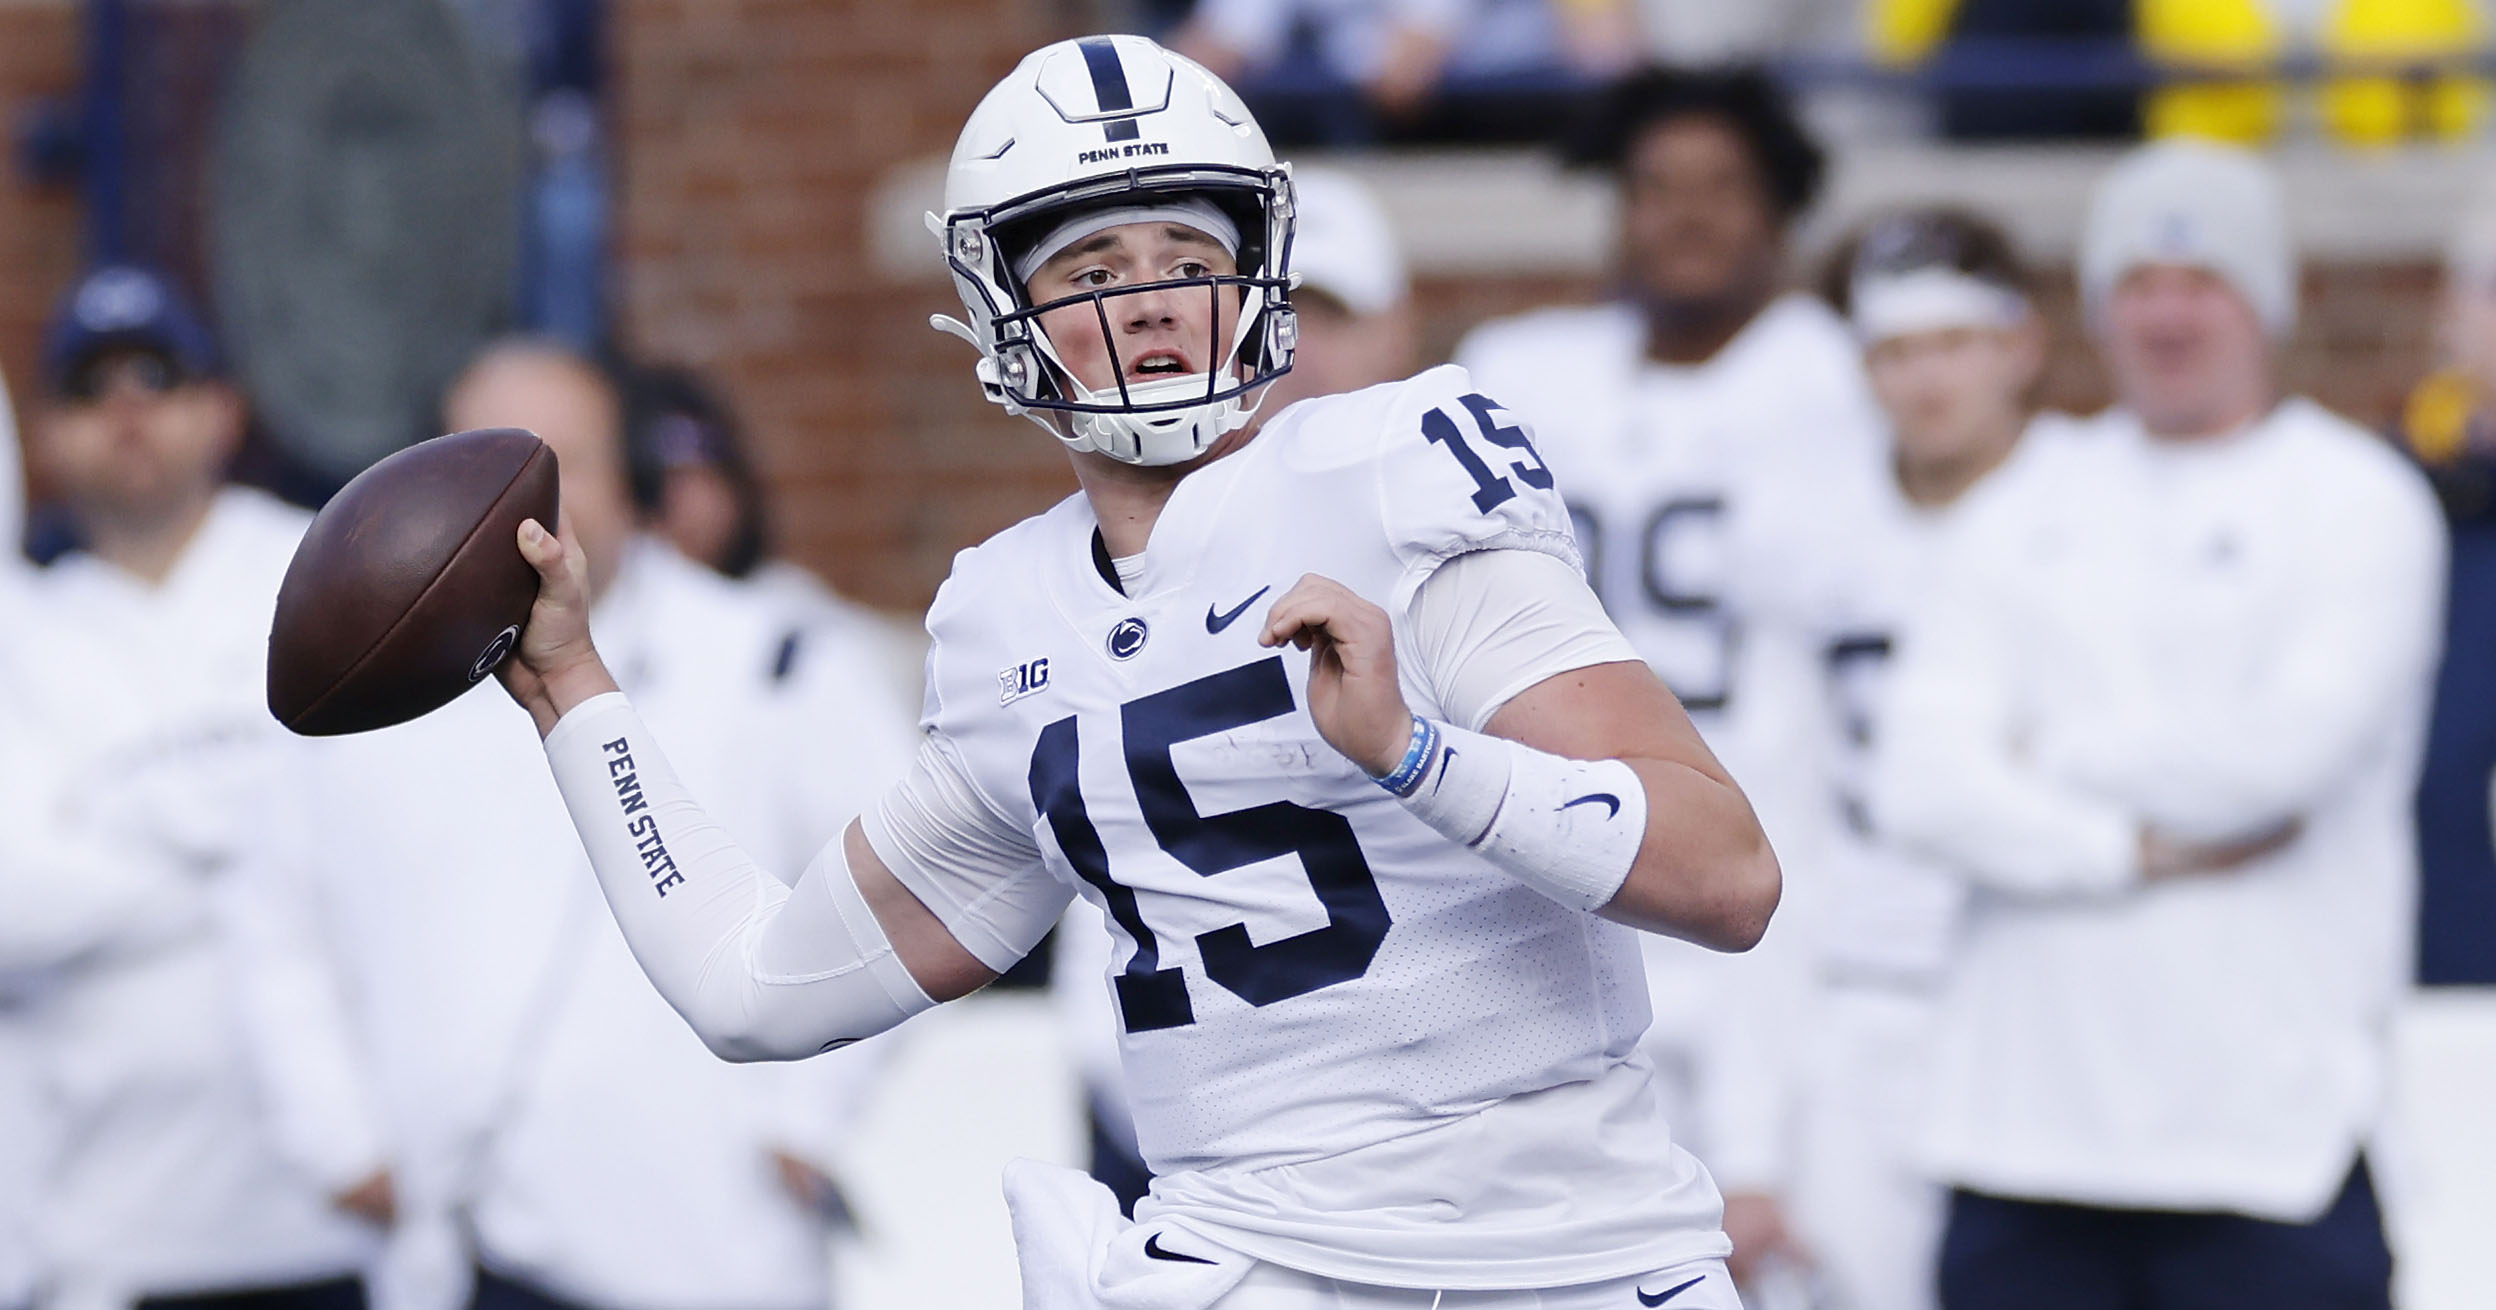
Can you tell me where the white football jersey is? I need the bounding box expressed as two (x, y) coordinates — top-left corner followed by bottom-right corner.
(1795, 418), (2083, 986)
(890, 364), (1725, 1287)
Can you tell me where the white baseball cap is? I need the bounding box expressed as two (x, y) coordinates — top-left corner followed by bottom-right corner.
(2079, 138), (2296, 337)
(1286, 166), (1408, 318)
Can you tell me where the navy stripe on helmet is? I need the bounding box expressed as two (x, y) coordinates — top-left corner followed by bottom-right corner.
(1078, 37), (1143, 142)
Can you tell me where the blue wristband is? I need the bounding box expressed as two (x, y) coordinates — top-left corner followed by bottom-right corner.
(1372, 716), (1442, 797)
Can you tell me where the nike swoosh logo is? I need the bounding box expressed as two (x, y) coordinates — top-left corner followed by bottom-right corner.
(1561, 792), (1622, 820)
(1205, 585), (1271, 635)
(1143, 1232), (1214, 1265)
(1637, 1274), (1706, 1306)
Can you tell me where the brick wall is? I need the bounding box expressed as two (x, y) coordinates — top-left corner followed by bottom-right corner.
(610, 0), (1069, 613)
(0, 1), (2453, 610)
(0, 0), (81, 422)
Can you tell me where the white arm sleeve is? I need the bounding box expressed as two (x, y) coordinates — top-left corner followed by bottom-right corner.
(544, 692), (934, 1062)
(1402, 548), (1641, 730)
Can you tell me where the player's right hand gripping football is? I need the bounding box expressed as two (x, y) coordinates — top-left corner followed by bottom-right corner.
(1260, 573), (1414, 778)
(504, 514), (621, 737)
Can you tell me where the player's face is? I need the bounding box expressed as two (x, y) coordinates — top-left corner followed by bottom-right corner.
(1864, 320), (2043, 468)
(1026, 221), (1243, 397)
(1619, 115), (1782, 309)
(444, 349), (635, 600)
(37, 350), (243, 526)
(2102, 263), (2275, 437)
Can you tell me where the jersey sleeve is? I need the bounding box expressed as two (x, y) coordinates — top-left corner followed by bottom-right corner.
(885, 540), (1081, 975)
(1370, 364), (1584, 612)
(1402, 548), (1639, 732)
(859, 732), (1071, 975)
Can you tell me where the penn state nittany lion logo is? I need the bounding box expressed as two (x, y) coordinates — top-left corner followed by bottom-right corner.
(1107, 617), (1149, 660)
(468, 624), (522, 682)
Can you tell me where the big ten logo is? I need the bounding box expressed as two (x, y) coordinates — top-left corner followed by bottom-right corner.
(998, 657), (1052, 706)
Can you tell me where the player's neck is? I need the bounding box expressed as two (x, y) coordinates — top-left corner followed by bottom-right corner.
(2138, 390), (2277, 444)
(79, 486), (219, 587)
(1071, 423), (1258, 559)
(1640, 287), (1773, 366)
(1896, 428), (2019, 509)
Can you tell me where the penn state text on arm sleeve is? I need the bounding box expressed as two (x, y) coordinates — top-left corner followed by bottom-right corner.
(1484, 659), (1780, 952)
(543, 695), (946, 1062)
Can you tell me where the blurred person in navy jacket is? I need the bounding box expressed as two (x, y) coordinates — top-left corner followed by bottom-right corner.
(2391, 185), (2496, 986)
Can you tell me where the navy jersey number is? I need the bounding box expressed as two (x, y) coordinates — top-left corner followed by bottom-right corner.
(1423, 392), (1553, 513)
(1823, 632), (1894, 835)
(1028, 657), (1392, 1034)
(1574, 498), (1740, 713)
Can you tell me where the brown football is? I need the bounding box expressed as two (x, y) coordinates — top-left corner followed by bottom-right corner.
(268, 428), (559, 736)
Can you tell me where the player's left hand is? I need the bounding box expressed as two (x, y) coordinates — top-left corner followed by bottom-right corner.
(1260, 574), (1412, 777)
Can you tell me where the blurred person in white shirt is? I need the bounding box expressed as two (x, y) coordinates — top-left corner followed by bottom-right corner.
(1455, 65), (1887, 1289)
(1, 365), (41, 1310)
(1045, 163), (1423, 1215)
(2, 266), (386, 1310)
(1768, 209), (2067, 1310)
(243, 341), (911, 1310)
(1868, 139), (2442, 1310)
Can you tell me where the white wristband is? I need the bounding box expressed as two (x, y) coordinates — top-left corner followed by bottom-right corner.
(1394, 721), (1647, 913)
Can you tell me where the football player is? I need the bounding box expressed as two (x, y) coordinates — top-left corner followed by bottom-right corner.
(1453, 66), (1887, 1283)
(496, 35), (1777, 1310)
(1777, 209), (2069, 1310)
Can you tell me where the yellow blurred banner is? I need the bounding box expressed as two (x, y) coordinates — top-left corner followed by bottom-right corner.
(2321, 0), (2488, 146)
(2141, 0), (2284, 143)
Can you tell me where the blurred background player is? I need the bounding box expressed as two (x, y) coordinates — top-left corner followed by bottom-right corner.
(1778, 208), (2063, 1310)
(1045, 163), (1422, 1217)
(2393, 187), (2496, 987)
(1870, 140), (2445, 1310)
(620, 362), (922, 708)
(243, 339), (912, 1310)
(1453, 63), (1886, 1285)
(1, 265), (386, 1308)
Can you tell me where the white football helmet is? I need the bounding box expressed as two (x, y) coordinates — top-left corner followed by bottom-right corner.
(930, 35), (1297, 467)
